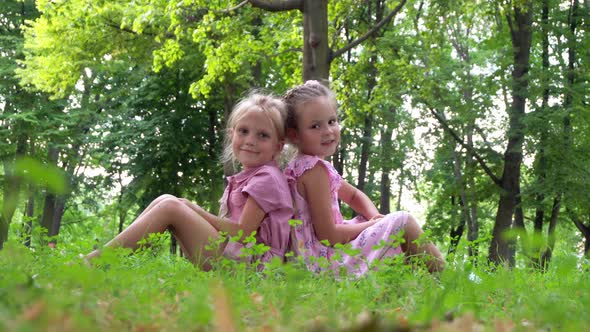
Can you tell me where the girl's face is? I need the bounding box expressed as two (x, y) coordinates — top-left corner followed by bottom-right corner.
(288, 97), (340, 159)
(231, 111), (283, 169)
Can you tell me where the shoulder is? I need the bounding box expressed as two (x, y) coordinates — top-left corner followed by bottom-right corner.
(242, 165), (292, 211)
(298, 162), (331, 187)
(247, 164), (288, 188)
(285, 154), (333, 179)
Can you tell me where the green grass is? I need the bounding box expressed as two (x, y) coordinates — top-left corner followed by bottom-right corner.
(1, 239), (589, 331)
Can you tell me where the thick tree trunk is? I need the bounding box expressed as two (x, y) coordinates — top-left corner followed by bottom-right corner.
(488, 1), (533, 265)
(302, 0), (329, 81)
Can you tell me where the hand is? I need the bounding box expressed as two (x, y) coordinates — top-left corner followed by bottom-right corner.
(369, 214), (385, 222)
(179, 198), (204, 214)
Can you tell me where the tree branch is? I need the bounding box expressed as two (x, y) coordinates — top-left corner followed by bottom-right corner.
(330, 8), (355, 51)
(428, 107), (503, 187)
(567, 208), (590, 237)
(215, 0), (249, 14)
(247, 0), (302, 12)
(331, 0), (407, 60)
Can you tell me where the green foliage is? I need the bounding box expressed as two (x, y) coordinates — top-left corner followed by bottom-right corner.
(14, 157), (68, 194)
(2, 238), (590, 330)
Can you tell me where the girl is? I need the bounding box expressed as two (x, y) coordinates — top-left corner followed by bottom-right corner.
(283, 81), (444, 276)
(87, 93), (293, 270)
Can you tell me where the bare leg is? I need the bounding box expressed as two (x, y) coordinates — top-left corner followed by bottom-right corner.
(401, 214), (445, 273)
(87, 197), (223, 270)
(134, 194), (179, 220)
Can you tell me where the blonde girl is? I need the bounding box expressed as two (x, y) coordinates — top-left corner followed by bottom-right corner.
(87, 93), (293, 269)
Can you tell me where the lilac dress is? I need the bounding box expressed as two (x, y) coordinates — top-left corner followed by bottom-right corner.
(219, 161), (293, 264)
(284, 154), (407, 276)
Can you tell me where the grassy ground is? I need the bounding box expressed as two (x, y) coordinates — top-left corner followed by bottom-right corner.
(1, 239), (589, 331)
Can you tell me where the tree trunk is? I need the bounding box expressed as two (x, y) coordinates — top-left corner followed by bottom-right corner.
(569, 210), (590, 258)
(379, 125), (394, 214)
(249, 0), (406, 82)
(539, 197), (561, 268)
(23, 139), (36, 248)
(40, 146), (59, 239)
(24, 182), (35, 248)
(0, 100), (27, 249)
(533, 0), (551, 241)
(357, 115), (373, 192)
(49, 197), (66, 237)
(1, 140), (27, 249)
(488, 1), (533, 265)
(448, 195), (466, 256)
(464, 95), (479, 257)
(539, 0), (578, 269)
(302, 0), (329, 81)
(332, 130), (346, 175)
(396, 163), (404, 211)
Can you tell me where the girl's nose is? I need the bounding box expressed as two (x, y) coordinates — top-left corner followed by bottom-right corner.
(245, 135), (256, 145)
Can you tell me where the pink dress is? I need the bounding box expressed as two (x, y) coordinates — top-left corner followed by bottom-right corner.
(284, 154), (408, 276)
(219, 161), (293, 264)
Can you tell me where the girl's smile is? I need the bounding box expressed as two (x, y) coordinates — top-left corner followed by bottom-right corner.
(289, 96), (340, 159)
(231, 112), (283, 169)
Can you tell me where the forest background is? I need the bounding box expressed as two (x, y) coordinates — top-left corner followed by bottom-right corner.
(1, 0), (590, 329)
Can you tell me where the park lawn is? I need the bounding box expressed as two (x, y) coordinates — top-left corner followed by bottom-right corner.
(1, 240), (589, 331)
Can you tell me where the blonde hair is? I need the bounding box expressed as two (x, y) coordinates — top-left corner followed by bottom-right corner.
(282, 80), (337, 131)
(221, 93), (287, 168)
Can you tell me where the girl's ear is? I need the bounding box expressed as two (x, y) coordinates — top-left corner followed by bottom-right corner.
(276, 139), (285, 154)
(286, 128), (298, 143)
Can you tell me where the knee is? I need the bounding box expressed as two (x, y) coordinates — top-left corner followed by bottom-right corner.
(406, 213), (419, 227)
(402, 213), (424, 237)
(157, 197), (185, 214)
(157, 194), (177, 201)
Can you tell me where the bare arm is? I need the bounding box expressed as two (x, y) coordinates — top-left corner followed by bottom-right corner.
(301, 164), (377, 246)
(180, 198), (265, 240)
(338, 180), (382, 220)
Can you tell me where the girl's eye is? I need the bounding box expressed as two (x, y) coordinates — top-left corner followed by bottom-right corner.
(311, 124), (320, 129)
(238, 128), (248, 135)
(328, 119), (338, 125)
(258, 132), (270, 138)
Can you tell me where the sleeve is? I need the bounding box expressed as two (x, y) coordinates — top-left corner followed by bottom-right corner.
(285, 155), (342, 195)
(242, 167), (293, 214)
(291, 155), (322, 178)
